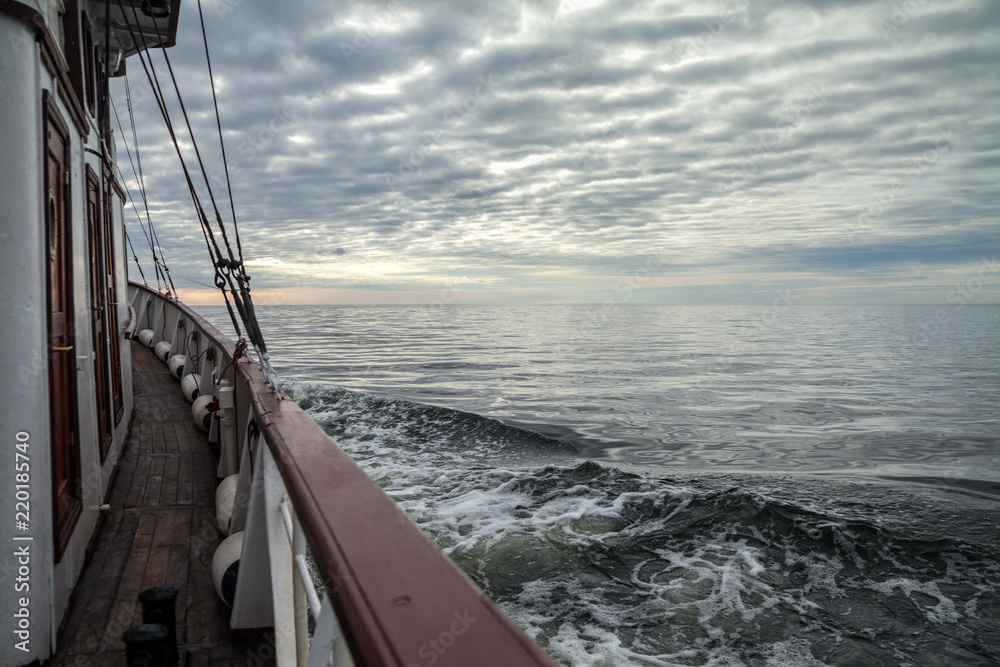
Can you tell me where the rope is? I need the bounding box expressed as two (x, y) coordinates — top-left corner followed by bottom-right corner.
(116, 1), (280, 393)
(197, 0), (244, 269)
(169, 270), (219, 290)
(121, 77), (177, 297)
(142, 13), (271, 369)
(124, 227), (148, 286)
(112, 89), (173, 295)
(141, 3), (275, 386)
(119, 181), (157, 288)
(116, 162), (164, 292)
(115, 0), (241, 334)
(185, 329), (207, 375)
(114, 160), (162, 293)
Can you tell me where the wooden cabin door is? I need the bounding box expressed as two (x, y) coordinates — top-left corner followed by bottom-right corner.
(86, 167), (112, 459)
(45, 96), (82, 562)
(104, 171), (124, 424)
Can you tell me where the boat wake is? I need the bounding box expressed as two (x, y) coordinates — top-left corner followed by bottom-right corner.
(288, 382), (1000, 666)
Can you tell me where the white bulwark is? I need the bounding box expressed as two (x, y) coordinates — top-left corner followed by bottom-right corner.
(0, 1), (178, 663)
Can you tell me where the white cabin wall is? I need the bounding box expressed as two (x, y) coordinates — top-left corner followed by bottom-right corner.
(0, 12), (56, 666)
(1, 4), (138, 662)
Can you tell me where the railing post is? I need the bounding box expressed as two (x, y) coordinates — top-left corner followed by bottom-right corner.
(306, 596), (353, 667)
(228, 442), (298, 665)
(261, 446), (297, 666)
(230, 442), (274, 631)
(292, 508), (309, 666)
(198, 345), (218, 403)
(217, 379), (238, 478)
(152, 297), (164, 341)
(278, 496), (350, 667)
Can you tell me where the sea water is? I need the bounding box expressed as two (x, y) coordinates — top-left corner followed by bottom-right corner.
(199, 304), (1000, 665)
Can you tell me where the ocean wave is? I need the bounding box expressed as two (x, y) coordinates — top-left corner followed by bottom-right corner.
(286, 381), (1000, 666)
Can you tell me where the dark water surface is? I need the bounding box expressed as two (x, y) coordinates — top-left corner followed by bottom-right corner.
(199, 304), (1000, 665)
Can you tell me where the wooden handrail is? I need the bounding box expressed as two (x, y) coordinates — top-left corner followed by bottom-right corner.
(129, 283), (558, 667)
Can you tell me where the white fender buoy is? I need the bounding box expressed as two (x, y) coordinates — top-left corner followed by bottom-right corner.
(137, 329), (155, 347)
(167, 354), (187, 379)
(215, 474), (240, 537)
(192, 394), (215, 432)
(154, 341), (172, 363)
(212, 530), (244, 607)
(181, 373), (201, 403)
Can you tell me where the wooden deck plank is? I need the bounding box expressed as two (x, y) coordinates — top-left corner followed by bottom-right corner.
(151, 418), (166, 455)
(61, 508), (139, 656)
(109, 430), (140, 508)
(191, 439), (217, 507)
(177, 441), (196, 506)
(164, 416), (180, 452)
(143, 511), (174, 591)
(168, 506), (194, 636)
(48, 341), (274, 666)
(53, 507), (119, 654)
(143, 441), (166, 507)
(160, 451), (181, 508)
(185, 505), (228, 647)
(125, 449), (154, 508)
(176, 419), (195, 454)
(114, 509), (155, 626)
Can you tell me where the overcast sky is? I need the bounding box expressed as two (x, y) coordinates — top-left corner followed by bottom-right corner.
(111, 0), (999, 305)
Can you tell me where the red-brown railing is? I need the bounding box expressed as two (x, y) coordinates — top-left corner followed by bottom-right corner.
(128, 282), (558, 667)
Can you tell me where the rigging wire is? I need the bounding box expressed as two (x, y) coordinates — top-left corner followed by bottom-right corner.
(114, 0), (280, 392)
(196, 0), (244, 269)
(116, 164), (161, 291)
(123, 227), (149, 287)
(146, 22), (239, 266)
(141, 8), (272, 367)
(111, 89), (172, 294)
(118, 76), (177, 297)
(142, 2), (273, 375)
(114, 161), (207, 300)
(113, 0), (243, 339)
(116, 149), (250, 297)
(168, 270), (219, 290)
(113, 161), (162, 294)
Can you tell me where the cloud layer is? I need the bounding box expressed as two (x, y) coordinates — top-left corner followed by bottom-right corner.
(112, 0), (1000, 304)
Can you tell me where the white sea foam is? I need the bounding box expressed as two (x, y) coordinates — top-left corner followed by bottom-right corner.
(284, 381), (1000, 666)
(868, 578), (961, 624)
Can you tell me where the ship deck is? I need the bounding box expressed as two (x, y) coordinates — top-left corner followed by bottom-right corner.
(47, 341), (275, 666)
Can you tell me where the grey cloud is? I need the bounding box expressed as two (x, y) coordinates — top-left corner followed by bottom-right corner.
(114, 0), (999, 302)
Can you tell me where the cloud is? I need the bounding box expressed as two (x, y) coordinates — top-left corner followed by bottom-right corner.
(113, 0), (1000, 304)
